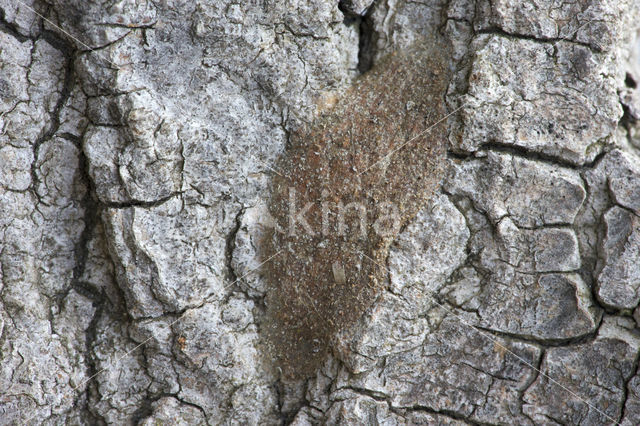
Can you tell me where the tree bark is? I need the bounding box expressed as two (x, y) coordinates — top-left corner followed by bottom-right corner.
(1, 0), (640, 424)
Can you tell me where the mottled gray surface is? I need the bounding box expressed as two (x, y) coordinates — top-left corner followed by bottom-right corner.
(1, 0), (640, 424)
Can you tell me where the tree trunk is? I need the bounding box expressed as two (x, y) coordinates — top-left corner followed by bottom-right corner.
(1, 0), (640, 424)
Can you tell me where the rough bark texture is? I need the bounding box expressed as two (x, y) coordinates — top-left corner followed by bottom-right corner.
(1, 0), (640, 424)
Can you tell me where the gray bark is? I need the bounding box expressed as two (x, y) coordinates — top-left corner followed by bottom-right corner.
(1, 0), (640, 424)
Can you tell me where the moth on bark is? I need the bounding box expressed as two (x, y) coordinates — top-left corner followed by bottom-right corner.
(262, 34), (452, 379)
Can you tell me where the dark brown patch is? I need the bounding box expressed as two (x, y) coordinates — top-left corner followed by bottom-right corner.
(262, 36), (452, 378)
